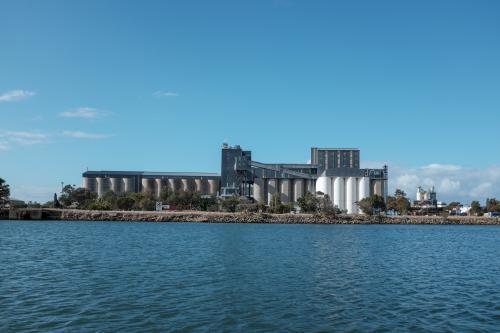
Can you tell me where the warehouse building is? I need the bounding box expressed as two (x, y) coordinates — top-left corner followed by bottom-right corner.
(82, 143), (388, 214)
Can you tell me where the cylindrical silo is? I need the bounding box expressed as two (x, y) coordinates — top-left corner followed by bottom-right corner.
(280, 179), (291, 203)
(155, 178), (162, 198)
(316, 176), (331, 198)
(142, 178), (153, 194)
(293, 179), (304, 203)
(253, 178), (265, 203)
(373, 180), (383, 196)
(208, 179), (218, 195)
(123, 178), (133, 193)
(358, 177), (370, 201)
(110, 177), (122, 194)
(96, 177), (109, 198)
(83, 177), (90, 189)
(333, 177), (345, 210)
(346, 177), (358, 214)
(306, 179), (315, 194)
(195, 179), (203, 193)
(181, 179), (189, 192)
(200, 179), (208, 194)
(267, 179), (277, 205)
(168, 179), (176, 193)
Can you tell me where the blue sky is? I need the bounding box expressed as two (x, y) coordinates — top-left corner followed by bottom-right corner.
(1, 0), (499, 204)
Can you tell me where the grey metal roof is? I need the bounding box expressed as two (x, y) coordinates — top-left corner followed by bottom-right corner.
(82, 170), (220, 178)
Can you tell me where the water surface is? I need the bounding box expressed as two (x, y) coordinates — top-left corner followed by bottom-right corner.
(1, 221), (499, 332)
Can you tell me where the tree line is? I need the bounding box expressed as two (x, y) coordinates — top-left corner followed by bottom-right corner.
(2, 177), (500, 216)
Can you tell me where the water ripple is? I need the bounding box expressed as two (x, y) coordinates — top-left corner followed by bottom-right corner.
(1, 221), (499, 332)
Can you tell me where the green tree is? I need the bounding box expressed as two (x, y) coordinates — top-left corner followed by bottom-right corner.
(387, 189), (411, 215)
(200, 196), (218, 211)
(167, 190), (202, 210)
(268, 193), (282, 213)
(485, 198), (500, 212)
(116, 196), (135, 210)
(0, 177), (10, 208)
(470, 201), (482, 216)
(221, 194), (240, 212)
(395, 197), (411, 215)
(72, 188), (98, 208)
(297, 191), (319, 213)
(357, 195), (386, 215)
(394, 189), (407, 198)
(446, 202), (461, 212)
(59, 184), (76, 207)
(87, 198), (112, 210)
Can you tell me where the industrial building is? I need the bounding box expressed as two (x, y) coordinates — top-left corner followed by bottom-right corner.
(82, 144), (388, 214)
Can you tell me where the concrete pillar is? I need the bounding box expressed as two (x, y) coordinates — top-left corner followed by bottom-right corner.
(253, 178), (264, 203)
(267, 179), (277, 205)
(195, 179), (203, 192)
(155, 178), (162, 198)
(280, 179), (291, 203)
(123, 178), (133, 193)
(293, 179), (304, 203)
(333, 177), (344, 210)
(208, 179), (218, 195)
(181, 179), (189, 192)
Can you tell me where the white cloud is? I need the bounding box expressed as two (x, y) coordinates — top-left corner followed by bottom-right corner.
(439, 178), (461, 193)
(153, 91), (179, 97)
(0, 130), (49, 147)
(59, 107), (106, 119)
(421, 163), (463, 172)
(0, 90), (36, 102)
(384, 162), (500, 204)
(62, 131), (110, 139)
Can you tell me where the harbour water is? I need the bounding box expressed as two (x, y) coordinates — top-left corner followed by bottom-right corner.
(1, 221), (499, 332)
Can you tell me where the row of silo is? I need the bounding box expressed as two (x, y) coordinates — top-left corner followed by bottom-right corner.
(83, 176), (218, 198)
(253, 178), (315, 205)
(316, 176), (371, 214)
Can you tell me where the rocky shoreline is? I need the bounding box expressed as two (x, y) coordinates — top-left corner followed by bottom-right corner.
(2, 208), (500, 225)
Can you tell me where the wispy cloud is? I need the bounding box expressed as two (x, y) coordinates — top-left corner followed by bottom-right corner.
(0, 90), (36, 102)
(0, 141), (9, 151)
(0, 131), (48, 145)
(62, 131), (111, 139)
(0, 130), (49, 147)
(153, 91), (179, 97)
(59, 107), (107, 119)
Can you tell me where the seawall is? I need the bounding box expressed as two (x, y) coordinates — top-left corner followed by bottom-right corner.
(1, 208), (500, 225)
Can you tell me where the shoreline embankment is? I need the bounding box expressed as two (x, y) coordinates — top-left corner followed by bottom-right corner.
(1, 208), (500, 225)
